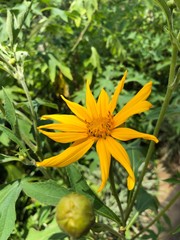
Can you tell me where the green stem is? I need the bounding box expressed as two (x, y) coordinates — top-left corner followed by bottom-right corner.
(125, 41), (179, 222)
(131, 191), (180, 239)
(71, 20), (92, 52)
(127, 188), (134, 209)
(126, 211), (139, 232)
(109, 161), (125, 227)
(16, 65), (42, 159)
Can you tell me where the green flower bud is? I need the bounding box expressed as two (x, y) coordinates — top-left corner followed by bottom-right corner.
(56, 192), (95, 239)
(167, 0), (176, 8)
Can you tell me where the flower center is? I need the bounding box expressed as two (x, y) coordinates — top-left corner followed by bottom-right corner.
(86, 112), (114, 138)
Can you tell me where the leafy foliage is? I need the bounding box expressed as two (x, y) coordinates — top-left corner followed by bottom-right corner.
(0, 0), (179, 239)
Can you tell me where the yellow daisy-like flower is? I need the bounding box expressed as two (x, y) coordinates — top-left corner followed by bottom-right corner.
(36, 71), (158, 192)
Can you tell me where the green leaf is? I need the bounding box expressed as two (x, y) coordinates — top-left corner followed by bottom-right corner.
(164, 173), (180, 185)
(84, 0), (98, 20)
(66, 164), (120, 223)
(51, 8), (68, 22)
(84, 47), (102, 73)
(35, 98), (58, 110)
(17, 117), (36, 151)
(2, 87), (16, 129)
(26, 219), (67, 240)
(126, 141), (144, 177)
(0, 125), (25, 150)
(21, 178), (71, 206)
(135, 187), (158, 213)
(16, 1), (31, 28)
(172, 224), (180, 234)
(48, 54), (73, 81)
(58, 62), (73, 80)
(141, 229), (158, 239)
(6, 10), (14, 45)
(48, 54), (57, 82)
(0, 154), (21, 163)
(0, 181), (22, 240)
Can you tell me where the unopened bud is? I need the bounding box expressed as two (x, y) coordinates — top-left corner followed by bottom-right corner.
(56, 192), (95, 238)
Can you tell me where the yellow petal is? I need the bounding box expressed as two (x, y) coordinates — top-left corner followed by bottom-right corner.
(105, 136), (135, 190)
(97, 89), (109, 117)
(111, 128), (159, 143)
(108, 70), (127, 113)
(38, 123), (87, 132)
(113, 81), (153, 127)
(86, 82), (98, 118)
(36, 138), (94, 167)
(61, 96), (91, 121)
(114, 101), (152, 127)
(39, 129), (89, 143)
(125, 81), (152, 109)
(40, 114), (86, 126)
(127, 176), (135, 191)
(96, 138), (111, 192)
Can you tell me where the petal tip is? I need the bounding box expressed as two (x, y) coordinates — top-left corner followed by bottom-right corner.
(36, 161), (41, 167)
(124, 70), (128, 76)
(41, 115), (47, 120)
(97, 184), (104, 192)
(127, 176), (135, 191)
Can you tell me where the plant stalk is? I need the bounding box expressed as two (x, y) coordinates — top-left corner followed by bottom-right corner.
(16, 65), (42, 160)
(109, 161), (125, 227)
(125, 40), (179, 222)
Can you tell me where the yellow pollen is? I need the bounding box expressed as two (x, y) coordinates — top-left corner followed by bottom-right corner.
(86, 112), (114, 138)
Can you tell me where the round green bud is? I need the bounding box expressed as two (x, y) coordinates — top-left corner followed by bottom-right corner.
(167, 0), (176, 8)
(56, 192), (95, 239)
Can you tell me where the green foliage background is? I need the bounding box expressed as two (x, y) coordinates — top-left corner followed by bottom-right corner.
(0, 0), (179, 239)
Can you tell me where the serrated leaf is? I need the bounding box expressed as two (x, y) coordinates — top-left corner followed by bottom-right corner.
(2, 87), (16, 129)
(0, 181), (22, 240)
(66, 164), (120, 223)
(84, 47), (102, 73)
(21, 179), (71, 206)
(58, 62), (73, 80)
(0, 125), (25, 149)
(48, 54), (73, 81)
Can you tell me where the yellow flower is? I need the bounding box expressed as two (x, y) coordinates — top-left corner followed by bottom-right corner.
(36, 71), (158, 192)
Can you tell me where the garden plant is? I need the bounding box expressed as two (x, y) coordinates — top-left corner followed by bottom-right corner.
(0, 0), (179, 239)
